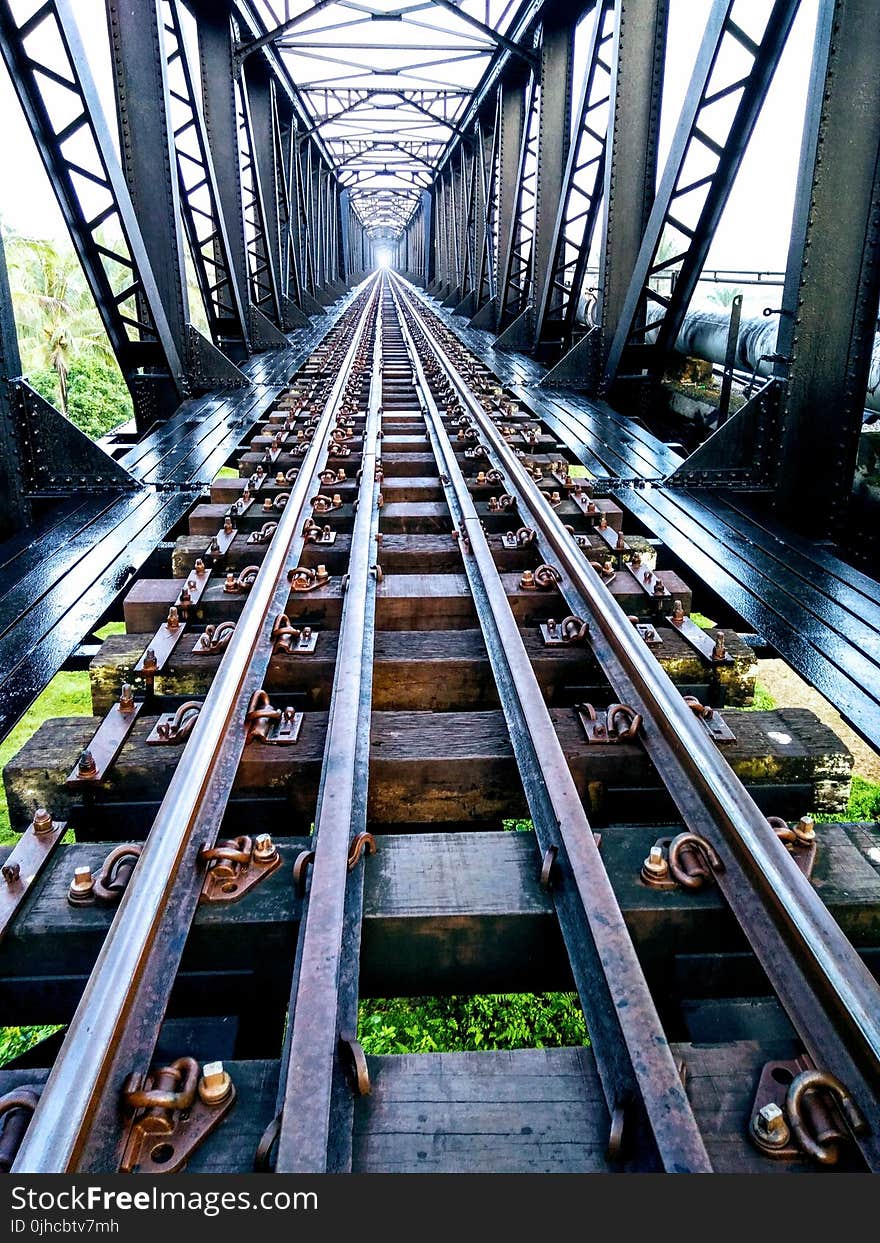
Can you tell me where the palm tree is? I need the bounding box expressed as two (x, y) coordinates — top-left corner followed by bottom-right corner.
(708, 284), (743, 309)
(5, 233), (114, 413)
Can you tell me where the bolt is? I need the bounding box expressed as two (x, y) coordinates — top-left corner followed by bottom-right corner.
(119, 684), (135, 713)
(253, 833), (277, 863)
(143, 648), (158, 672)
(77, 749), (97, 778)
(198, 1061), (232, 1106)
(32, 807), (53, 835)
(68, 865), (95, 905)
(797, 816), (816, 841)
(712, 631), (727, 661)
(641, 845), (669, 882)
(671, 600), (684, 624)
(166, 606), (180, 631)
(752, 1102), (790, 1149)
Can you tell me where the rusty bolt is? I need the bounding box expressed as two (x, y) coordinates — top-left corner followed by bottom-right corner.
(119, 684), (135, 713)
(166, 606), (180, 631)
(641, 846), (669, 883)
(32, 807), (53, 835)
(198, 1061), (232, 1106)
(547, 618), (557, 635)
(712, 631), (727, 660)
(68, 865), (95, 905)
(143, 648), (158, 672)
(797, 816), (816, 841)
(77, 749), (97, 777)
(223, 516), (234, 534)
(253, 833), (277, 863)
(275, 472), (285, 486)
(753, 1102), (790, 1149)
(263, 497), (274, 511)
(671, 600), (684, 624)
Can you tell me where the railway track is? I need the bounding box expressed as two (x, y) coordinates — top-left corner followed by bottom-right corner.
(1, 273), (879, 1174)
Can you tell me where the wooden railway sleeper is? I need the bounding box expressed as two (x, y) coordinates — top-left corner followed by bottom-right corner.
(120, 1057), (235, 1174)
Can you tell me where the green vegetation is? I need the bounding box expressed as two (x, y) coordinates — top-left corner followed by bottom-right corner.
(747, 682), (777, 712)
(0, 1025), (60, 1068)
(3, 228), (133, 437)
(0, 671), (92, 844)
(359, 994), (588, 1055)
(689, 611), (716, 629)
(815, 774), (880, 824)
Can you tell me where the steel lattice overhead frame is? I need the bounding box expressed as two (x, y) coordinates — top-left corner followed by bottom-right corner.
(242, 0), (537, 253)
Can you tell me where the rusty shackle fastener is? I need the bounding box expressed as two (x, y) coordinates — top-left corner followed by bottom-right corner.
(589, 559), (617, 583)
(559, 615), (589, 643)
(91, 844), (142, 905)
(155, 700), (202, 743)
(785, 1070), (869, 1166)
(667, 832), (724, 890)
(197, 621), (236, 653)
(247, 521), (278, 545)
(0, 1086), (41, 1173)
(347, 832), (377, 872)
(271, 613), (302, 653)
(123, 1056), (199, 1113)
(287, 564), (329, 591)
(223, 566), (260, 594)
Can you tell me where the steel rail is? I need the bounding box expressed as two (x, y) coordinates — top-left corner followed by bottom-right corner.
(391, 284), (711, 1172)
(394, 276), (880, 1169)
(13, 277), (381, 1173)
(273, 282), (385, 1173)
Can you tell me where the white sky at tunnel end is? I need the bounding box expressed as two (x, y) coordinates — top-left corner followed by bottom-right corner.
(0, 0), (819, 297)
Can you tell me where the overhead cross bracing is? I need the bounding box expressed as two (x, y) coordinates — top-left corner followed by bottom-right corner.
(243, 1), (538, 235)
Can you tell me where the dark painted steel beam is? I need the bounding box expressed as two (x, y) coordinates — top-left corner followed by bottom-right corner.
(774, 0), (880, 536)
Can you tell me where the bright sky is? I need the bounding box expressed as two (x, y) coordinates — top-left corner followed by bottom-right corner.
(0, 0), (819, 288)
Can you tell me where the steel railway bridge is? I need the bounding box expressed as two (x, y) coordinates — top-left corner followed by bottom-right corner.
(0, 0), (878, 1177)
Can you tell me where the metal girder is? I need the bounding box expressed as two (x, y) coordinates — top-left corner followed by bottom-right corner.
(0, 0), (185, 428)
(271, 87), (306, 313)
(472, 96), (500, 310)
(105, 0), (189, 368)
(0, 229), (31, 536)
(499, 66), (539, 330)
(534, 0), (615, 356)
(602, 0), (801, 390)
(162, 0), (251, 358)
(774, 0), (880, 536)
(237, 64), (285, 328)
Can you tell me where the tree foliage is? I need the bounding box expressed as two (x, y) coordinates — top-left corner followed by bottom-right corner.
(3, 227), (133, 435)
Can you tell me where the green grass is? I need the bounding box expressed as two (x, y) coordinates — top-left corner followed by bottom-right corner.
(689, 611), (716, 629)
(0, 671), (94, 844)
(815, 774), (880, 824)
(359, 993), (588, 1055)
(215, 466), (239, 478)
(746, 681), (777, 712)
